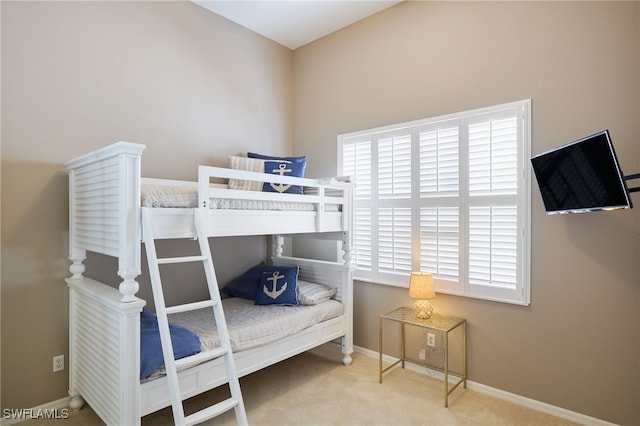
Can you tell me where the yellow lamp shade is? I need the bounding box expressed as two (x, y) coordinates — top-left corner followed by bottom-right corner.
(409, 272), (435, 300)
(409, 272), (435, 319)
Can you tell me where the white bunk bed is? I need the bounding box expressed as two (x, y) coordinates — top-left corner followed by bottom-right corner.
(65, 142), (354, 425)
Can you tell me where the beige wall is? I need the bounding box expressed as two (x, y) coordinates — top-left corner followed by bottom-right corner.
(1, 1), (292, 410)
(293, 2), (640, 424)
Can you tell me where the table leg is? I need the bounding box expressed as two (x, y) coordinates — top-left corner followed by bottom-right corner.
(463, 320), (467, 389)
(401, 323), (405, 369)
(444, 330), (449, 407)
(379, 315), (383, 383)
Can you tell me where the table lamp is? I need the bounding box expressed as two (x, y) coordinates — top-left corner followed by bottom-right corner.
(409, 272), (435, 319)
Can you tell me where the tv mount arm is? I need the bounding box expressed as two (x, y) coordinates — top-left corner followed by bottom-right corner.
(624, 173), (640, 193)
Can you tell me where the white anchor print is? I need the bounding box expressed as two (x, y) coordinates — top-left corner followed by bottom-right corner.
(270, 163), (292, 193)
(263, 271), (287, 299)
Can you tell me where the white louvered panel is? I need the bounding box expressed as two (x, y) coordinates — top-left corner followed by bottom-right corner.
(378, 134), (411, 199)
(75, 302), (120, 344)
(468, 123), (491, 194)
(469, 116), (518, 196)
(420, 207), (459, 280)
(75, 216), (119, 229)
(74, 307), (120, 376)
(74, 224), (120, 238)
(74, 174), (119, 202)
(75, 186), (119, 204)
(75, 194), (120, 209)
(378, 208), (411, 274)
(72, 157), (122, 256)
(74, 350), (119, 410)
(490, 117), (518, 193)
(74, 227), (120, 256)
(489, 206), (518, 286)
(71, 294), (123, 426)
(353, 207), (372, 270)
(74, 161), (120, 185)
(342, 139), (372, 199)
(76, 238), (119, 255)
(419, 126), (459, 195)
(468, 206), (518, 288)
(341, 138), (374, 273)
(74, 176), (120, 193)
(74, 178), (120, 194)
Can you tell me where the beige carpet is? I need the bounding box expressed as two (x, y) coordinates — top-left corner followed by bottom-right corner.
(23, 343), (580, 426)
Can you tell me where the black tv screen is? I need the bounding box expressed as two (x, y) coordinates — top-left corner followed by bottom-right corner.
(530, 130), (632, 214)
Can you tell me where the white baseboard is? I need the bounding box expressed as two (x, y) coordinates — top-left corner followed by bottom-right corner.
(0, 396), (71, 426)
(356, 345), (618, 426)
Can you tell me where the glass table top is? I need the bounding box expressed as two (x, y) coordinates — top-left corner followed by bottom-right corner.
(381, 307), (465, 331)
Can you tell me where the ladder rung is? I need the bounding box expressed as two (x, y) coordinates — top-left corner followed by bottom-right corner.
(157, 255), (207, 265)
(175, 347), (228, 369)
(166, 300), (216, 315)
(184, 397), (239, 426)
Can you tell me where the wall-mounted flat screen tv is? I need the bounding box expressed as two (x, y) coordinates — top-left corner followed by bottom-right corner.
(530, 130), (632, 214)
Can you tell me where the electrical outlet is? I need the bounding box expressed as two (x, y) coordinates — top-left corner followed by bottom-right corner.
(427, 333), (436, 347)
(419, 348), (426, 360)
(53, 355), (64, 372)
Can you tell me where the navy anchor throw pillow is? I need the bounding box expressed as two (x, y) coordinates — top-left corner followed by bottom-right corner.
(254, 267), (299, 306)
(262, 160), (305, 195)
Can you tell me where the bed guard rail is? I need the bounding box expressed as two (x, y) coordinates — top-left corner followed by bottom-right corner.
(197, 165), (353, 210)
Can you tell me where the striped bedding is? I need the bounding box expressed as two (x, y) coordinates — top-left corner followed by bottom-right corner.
(142, 297), (343, 382)
(168, 297), (343, 352)
(140, 183), (340, 211)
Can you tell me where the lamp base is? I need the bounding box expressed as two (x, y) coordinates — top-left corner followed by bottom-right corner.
(412, 299), (434, 319)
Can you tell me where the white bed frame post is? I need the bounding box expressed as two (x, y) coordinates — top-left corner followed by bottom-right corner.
(117, 147), (143, 302)
(341, 229), (354, 364)
(66, 143), (147, 425)
(340, 177), (354, 363)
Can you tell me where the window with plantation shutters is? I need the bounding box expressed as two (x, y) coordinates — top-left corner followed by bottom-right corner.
(338, 100), (531, 305)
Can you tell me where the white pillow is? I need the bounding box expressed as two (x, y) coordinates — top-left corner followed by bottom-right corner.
(228, 155), (265, 191)
(297, 280), (337, 305)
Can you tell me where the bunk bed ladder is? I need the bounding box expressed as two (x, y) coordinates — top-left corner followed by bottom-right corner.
(141, 207), (248, 426)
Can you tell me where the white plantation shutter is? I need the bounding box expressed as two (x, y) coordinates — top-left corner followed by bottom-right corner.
(419, 123), (461, 283)
(420, 207), (459, 280)
(352, 207), (372, 270)
(377, 131), (412, 275)
(420, 126), (459, 195)
(379, 133), (412, 198)
(343, 139), (373, 271)
(469, 115), (519, 195)
(379, 208), (412, 273)
(343, 140), (372, 200)
(468, 113), (519, 296)
(469, 206), (518, 286)
(339, 100), (531, 304)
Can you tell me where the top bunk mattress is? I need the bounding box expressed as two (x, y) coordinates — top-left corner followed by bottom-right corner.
(141, 182), (341, 212)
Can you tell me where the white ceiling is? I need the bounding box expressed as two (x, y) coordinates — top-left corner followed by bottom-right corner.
(193, 1), (402, 50)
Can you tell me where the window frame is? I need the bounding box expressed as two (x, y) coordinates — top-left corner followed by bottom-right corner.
(338, 99), (531, 305)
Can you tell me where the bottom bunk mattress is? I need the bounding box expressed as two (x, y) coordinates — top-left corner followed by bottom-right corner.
(142, 297), (343, 381)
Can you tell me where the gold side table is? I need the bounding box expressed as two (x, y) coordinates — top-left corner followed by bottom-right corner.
(379, 307), (467, 407)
